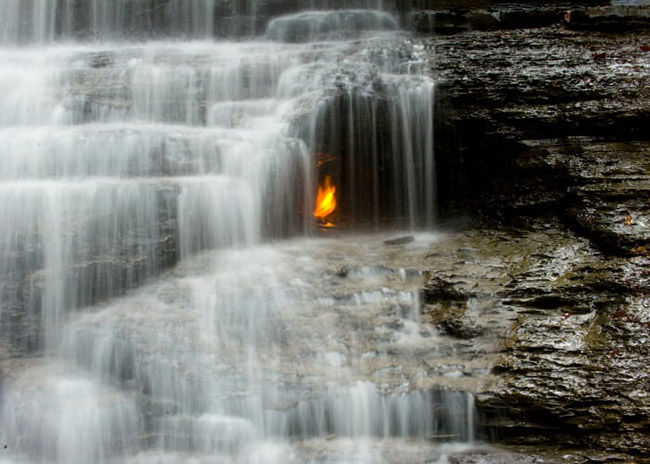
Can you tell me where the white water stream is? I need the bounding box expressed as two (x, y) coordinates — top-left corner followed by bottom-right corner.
(0, 2), (471, 462)
(2, 234), (477, 463)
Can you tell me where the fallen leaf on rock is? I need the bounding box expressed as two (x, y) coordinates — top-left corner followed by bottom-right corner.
(641, 44), (650, 52)
(632, 246), (647, 256)
(624, 215), (633, 226)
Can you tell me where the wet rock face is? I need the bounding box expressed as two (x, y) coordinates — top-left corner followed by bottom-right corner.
(558, 141), (650, 255)
(427, 4), (650, 255)
(494, 297), (650, 452)
(491, 273), (650, 453)
(418, 2), (650, 458)
(566, 4), (650, 31)
(420, 224), (650, 460)
(424, 276), (470, 302)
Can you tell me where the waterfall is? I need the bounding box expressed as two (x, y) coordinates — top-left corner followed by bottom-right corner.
(0, 0), (395, 42)
(0, 1), (470, 463)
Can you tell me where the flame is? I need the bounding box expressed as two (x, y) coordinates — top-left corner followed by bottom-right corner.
(313, 175), (337, 222)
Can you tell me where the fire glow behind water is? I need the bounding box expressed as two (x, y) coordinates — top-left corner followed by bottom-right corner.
(313, 175), (337, 225)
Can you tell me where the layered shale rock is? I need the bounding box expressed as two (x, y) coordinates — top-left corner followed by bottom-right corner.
(420, 223), (650, 461)
(427, 3), (650, 253)
(417, 1), (650, 458)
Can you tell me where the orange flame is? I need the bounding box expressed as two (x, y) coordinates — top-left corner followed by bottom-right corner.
(313, 175), (337, 222)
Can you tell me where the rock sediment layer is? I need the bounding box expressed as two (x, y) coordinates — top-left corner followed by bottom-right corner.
(422, 2), (650, 458)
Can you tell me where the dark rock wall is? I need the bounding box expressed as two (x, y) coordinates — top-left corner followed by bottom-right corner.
(417, 1), (650, 458)
(428, 3), (650, 255)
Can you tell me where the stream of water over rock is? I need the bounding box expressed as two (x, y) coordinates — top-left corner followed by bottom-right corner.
(0, 1), (472, 462)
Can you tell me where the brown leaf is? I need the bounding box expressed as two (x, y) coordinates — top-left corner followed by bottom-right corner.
(624, 215), (633, 226)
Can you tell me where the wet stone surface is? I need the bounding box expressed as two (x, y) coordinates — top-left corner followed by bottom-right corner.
(419, 222), (650, 459)
(427, 17), (650, 255)
(416, 8), (650, 455)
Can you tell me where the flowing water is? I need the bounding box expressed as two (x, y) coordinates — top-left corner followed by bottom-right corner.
(0, 1), (472, 462)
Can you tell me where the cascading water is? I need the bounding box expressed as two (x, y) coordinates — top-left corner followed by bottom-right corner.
(0, 1), (474, 462)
